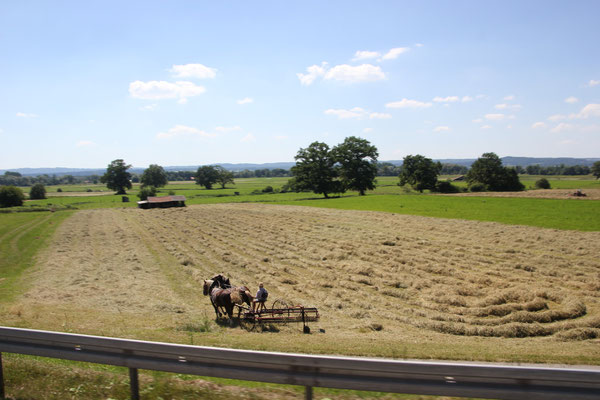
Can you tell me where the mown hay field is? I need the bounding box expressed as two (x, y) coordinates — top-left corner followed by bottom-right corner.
(2, 203), (600, 365)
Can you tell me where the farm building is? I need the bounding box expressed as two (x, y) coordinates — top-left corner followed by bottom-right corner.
(137, 195), (186, 209)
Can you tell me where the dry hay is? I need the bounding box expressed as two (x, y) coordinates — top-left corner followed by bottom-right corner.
(16, 203), (600, 342)
(440, 188), (600, 200)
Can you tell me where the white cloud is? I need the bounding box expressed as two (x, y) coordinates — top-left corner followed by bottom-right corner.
(433, 126), (450, 132)
(472, 118), (483, 123)
(380, 47), (410, 60)
(369, 112), (392, 119)
(495, 103), (521, 110)
(324, 64), (385, 83)
(241, 133), (256, 143)
(352, 50), (380, 61)
(565, 96), (579, 104)
(214, 126), (241, 133)
(76, 140), (96, 147)
(324, 107), (367, 119)
(485, 113), (505, 120)
(503, 95), (515, 100)
(550, 123), (574, 133)
(297, 62), (328, 85)
(129, 80), (205, 101)
(237, 97), (254, 105)
(433, 96), (459, 103)
(156, 124), (215, 139)
(414, 43), (424, 47)
(531, 122), (547, 129)
(577, 103), (600, 118)
(588, 79), (600, 87)
(16, 112), (38, 118)
(363, 128), (373, 133)
(170, 63), (217, 79)
(385, 98), (432, 109)
(481, 125), (492, 129)
(461, 96), (473, 102)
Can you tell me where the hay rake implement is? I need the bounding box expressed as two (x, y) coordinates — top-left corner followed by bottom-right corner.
(236, 300), (319, 333)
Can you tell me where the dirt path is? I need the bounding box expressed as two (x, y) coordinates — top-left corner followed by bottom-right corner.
(440, 188), (600, 200)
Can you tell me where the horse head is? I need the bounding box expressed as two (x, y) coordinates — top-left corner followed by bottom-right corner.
(203, 279), (214, 296)
(237, 286), (253, 306)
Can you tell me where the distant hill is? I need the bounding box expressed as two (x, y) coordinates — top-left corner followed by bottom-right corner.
(1, 157), (598, 177)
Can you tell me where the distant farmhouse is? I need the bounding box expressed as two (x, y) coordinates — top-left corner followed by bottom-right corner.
(137, 195), (186, 209)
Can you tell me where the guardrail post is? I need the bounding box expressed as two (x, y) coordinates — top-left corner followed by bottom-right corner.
(305, 385), (313, 400)
(0, 352), (5, 399)
(129, 367), (139, 400)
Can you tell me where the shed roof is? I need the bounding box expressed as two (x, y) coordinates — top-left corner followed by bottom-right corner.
(146, 195), (186, 203)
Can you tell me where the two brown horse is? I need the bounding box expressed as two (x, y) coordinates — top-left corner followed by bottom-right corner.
(203, 276), (252, 320)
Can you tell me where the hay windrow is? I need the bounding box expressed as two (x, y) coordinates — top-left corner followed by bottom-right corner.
(15, 204), (600, 342)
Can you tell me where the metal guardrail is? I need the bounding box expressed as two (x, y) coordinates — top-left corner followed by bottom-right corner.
(1, 326), (599, 400)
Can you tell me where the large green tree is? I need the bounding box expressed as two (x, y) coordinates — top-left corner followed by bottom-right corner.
(140, 164), (168, 188)
(195, 165), (220, 189)
(466, 152), (524, 191)
(592, 161), (600, 179)
(0, 185), (25, 207)
(333, 136), (378, 196)
(290, 141), (342, 198)
(398, 154), (442, 192)
(215, 166), (235, 189)
(100, 159), (132, 194)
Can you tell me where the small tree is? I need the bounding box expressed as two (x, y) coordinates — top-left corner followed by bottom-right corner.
(141, 164), (168, 188)
(138, 186), (157, 200)
(29, 183), (46, 199)
(535, 178), (551, 189)
(195, 165), (220, 189)
(398, 154), (442, 192)
(592, 161), (600, 179)
(333, 136), (378, 195)
(0, 186), (25, 207)
(100, 159), (132, 194)
(291, 141), (343, 198)
(215, 166), (234, 189)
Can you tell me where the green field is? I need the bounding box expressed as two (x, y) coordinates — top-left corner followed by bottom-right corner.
(10, 175), (599, 231)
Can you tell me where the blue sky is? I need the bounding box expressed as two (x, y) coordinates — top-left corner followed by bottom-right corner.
(1, 1), (599, 169)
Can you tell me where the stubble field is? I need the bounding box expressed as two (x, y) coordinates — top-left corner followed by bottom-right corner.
(4, 203), (600, 366)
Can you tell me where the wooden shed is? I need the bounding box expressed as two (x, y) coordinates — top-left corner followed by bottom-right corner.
(137, 195), (186, 209)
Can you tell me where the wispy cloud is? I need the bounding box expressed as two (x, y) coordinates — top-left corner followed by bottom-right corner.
(156, 124), (216, 139)
(588, 79), (600, 87)
(485, 113), (505, 120)
(139, 104), (158, 111)
(531, 122), (547, 129)
(324, 64), (385, 83)
(564, 96), (578, 104)
(241, 133), (256, 143)
(380, 47), (410, 60)
(16, 112), (38, 118)
(129, 80), (205, 102)
(385, 98), (432, 109)
(169, 63), (217, 79)
(352, 50), (380, 61)
(237, 97), (254, 105)
(433, 126), (450, 132)
(324, 107), (365, 119)
(433, 96), (459, 103)
(503, 95), (515, 101)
